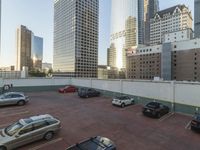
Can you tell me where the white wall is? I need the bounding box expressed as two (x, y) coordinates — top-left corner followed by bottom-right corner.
(1, 78), (200, 107)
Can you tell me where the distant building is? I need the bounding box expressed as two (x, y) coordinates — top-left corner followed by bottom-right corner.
(127, 30), (200, 81)
(150, 5), (193, 45)
(16, 25), (43, 71)
(0, 66), (15, 71)
(108, 0), (138, 69)
(0, 0), (1, 64)
(42, 63), (52, 70)
(195, 0), (200, 38)
(53, 0), (99, 78)
(144, 0), (159, 45)
(107, 43), (116, 67)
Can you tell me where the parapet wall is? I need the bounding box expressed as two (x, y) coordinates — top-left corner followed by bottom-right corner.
(1, 78), (200, 115)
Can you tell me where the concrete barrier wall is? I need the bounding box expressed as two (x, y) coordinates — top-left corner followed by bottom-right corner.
(2, 78), (70, 87)
(1, 78), (200, 110)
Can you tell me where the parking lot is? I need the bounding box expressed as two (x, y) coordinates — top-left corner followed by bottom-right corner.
(0, 91), (200, 150)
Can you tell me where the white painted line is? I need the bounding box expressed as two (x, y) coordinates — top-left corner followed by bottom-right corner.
(185, 121), (191, 130)
(159, 112), (174, 122)
(0, 111), (29, 117)
(0, 106), (26, 111)
(0, 109), (28, 114)
(28, 138), (63, 150)
(0, 123), (10, 128)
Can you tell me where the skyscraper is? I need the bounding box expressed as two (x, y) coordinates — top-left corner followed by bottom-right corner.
(109, 0), (138, 69)
(53, 0), (99, 78)
(0, 0), (1, 65)
(195, 0), (200, 38)
(144, 0), (159, 45)
(16, 25), (43, 71)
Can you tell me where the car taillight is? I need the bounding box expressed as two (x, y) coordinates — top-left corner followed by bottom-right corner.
(192, 120), (197, 125)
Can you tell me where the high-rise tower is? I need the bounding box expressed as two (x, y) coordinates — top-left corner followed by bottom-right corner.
(195, 0), (200, 38)
(53, 0), (99, 78)
(109, 0), (138, 69)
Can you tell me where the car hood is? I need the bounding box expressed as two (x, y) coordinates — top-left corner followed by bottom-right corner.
(0, 129), (13, 145)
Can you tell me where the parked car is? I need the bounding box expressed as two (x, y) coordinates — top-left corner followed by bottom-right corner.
(58, 85), (77, 93)
(0, 92), (29, 107)
(78, 88), (100, 98)
(66, 136), (116, 150)
(142, 102), (169, 118)
(0, 114), (61, 150)
(191, 113), (200, 132)
(112, 96), (134, 108)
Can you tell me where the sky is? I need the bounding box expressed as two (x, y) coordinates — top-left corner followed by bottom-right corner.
(0, 0), (195, 67)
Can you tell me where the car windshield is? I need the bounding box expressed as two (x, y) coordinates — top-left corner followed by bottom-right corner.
(64, 86), (69, 88)
(0, 93), (6, 98)
(194, 115), (200, 121)
(115, 96), (128, 100)
(5, 121), (23, 136)
(146, 102), (159, 108)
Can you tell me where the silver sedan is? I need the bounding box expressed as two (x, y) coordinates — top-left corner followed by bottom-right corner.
(0, 92), (29, 106)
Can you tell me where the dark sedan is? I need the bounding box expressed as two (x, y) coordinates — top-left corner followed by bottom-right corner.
(58, 85), (77, 93)
(191, 113), (200, 132)
(66, 136), (116, 150)
(142, 102), (169, 118)
(78, 88), (100, 98)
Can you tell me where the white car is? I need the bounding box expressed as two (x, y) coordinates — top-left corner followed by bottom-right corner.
(112, 96), (134, 108)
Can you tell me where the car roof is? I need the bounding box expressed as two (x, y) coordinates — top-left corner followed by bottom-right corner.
(19, 114), (54, 125)
(4, 92), (24, 95)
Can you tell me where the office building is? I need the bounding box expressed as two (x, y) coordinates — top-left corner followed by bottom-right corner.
(16, 25), (43, 71)
(195, 0), (200, 38)
(53, 0), (99, 78)
(108, 0), (138, 69)
(0, 0), (2, 65)
(144, 0), (159, 45)
(107, 43), (116, 67)
(127, 30), (200, 81)
(150, 5), (193, 45)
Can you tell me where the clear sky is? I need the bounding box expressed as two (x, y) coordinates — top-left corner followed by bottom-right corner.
(0, 0), (194, 67)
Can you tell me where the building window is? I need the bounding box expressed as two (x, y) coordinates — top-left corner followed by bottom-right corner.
(174, 45), (177, 48)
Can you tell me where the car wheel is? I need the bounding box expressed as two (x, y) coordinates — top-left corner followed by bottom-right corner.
(17, 100), (25, 106)
(0, 146), (7, 150)
(157, 113), (161, 118)
(121, 103), (125, 108)
(44, 131), (54, 140)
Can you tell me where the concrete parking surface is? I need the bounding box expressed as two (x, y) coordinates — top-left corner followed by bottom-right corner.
(0, 91), (200, 150)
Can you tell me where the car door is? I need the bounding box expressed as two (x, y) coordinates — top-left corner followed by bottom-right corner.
(2, 94), (13, 105)
(12, 124), (34, 149)
(31, 121), (49, 141)
(88, 89), (93, 97)
(125, 96), (131, 105)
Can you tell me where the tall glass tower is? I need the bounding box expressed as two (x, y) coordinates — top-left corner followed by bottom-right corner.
(53, 0), (99, 78)
(109, 0), (138, 69)
(195, 0), (200, 38)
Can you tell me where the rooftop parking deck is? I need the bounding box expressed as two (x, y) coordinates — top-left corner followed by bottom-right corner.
(0, 91), (200, 150)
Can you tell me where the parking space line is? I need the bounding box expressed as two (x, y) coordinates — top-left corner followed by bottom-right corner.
(0, 106), (26, 112)
(0, 111), (29, 117)
(0, 123), (10, 128)
(159, 112), (174, 122)
(185, 121), (191, 130)
(0, 109), (28, 115)
(28, 138), (63, 150)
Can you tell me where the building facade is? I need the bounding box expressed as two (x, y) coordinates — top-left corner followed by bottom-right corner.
(53, 0), (99, 78)
(195, 0), (200, 38)
(144, 0), (159, 45)
(108, 0), (138, 69)
(16, 25), (43, 71)
(127, 31), (200, 81)
(107, 43), (116, 67)
(150, 5), (193, 45)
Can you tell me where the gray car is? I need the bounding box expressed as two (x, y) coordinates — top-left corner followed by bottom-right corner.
(0, 92), (29, 106)
(0, 114), (61, 150)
